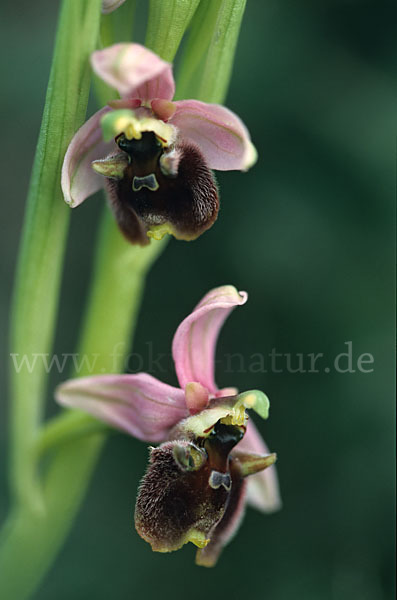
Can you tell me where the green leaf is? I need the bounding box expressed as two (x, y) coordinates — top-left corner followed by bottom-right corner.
(176, 0), (247, 104)
(8, 0), (102, 512)
(145, 0), (201, 61)
(175, 0), (224, 100)
(100, 0), (137, 46)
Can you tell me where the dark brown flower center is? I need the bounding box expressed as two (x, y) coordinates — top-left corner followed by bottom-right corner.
(116, 131), (163, 176)
(134, 421), (245, 554)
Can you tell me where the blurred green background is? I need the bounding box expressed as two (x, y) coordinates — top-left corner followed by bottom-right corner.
(0, 0), (395, 598)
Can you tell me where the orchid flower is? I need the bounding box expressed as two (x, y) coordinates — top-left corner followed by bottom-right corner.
(55, 286), (280, 566)
(61, 44), (257, 245)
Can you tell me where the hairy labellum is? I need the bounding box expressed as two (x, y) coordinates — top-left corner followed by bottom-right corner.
(135, 422), (244, 556)
(94, 131), (219, 246)
(196, 458), (247, 567)
(134, 419), (275, 566)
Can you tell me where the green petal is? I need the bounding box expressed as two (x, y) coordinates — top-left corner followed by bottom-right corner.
(237, 390), (270, 420)
(100, 109), (135, 141)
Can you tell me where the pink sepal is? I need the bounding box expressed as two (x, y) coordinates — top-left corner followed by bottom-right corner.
(61, 107), (114, 207)
(172, 286), (247, 393)
(55, 373), (188, 443)
(171, 100), (257, 171)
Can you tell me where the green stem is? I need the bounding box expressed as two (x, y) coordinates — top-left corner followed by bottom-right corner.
(0, 205), (167, 600)
(0, 434), (105, 600)
(35, 412), (110, 457)
(0, 0), (102, 595)
(0, 216), (167, 600)
(78, 213), (168, 376)
(8, 0), (102, 512)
